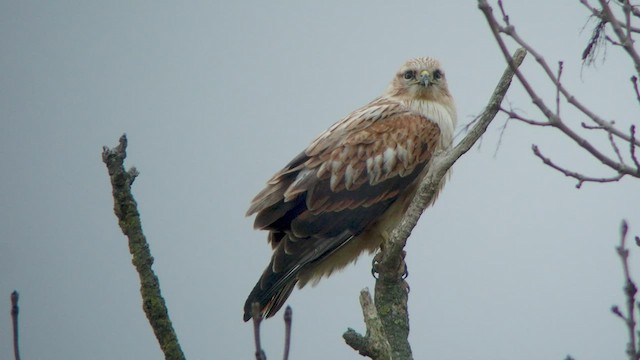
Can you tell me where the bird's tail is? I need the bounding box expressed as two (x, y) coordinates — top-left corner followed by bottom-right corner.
(243, 260), (298, 321)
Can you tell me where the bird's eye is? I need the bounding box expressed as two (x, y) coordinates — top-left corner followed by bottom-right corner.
(433, 69), (443, 80)
(403, 70), (415, 80)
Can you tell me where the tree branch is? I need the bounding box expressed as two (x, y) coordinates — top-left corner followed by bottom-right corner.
(532, 144), (625, 188)
(484, 0), (640, 150)
(613, 220), (639, 360)
(345, 48), (527, 359)
(283, 306), (292, 360)
(11, 291), (20, 360)
(381, 47), (527, 281)
(598, 0), (640, 76)
(251, 303), (267, 360)
(251, 302), (294, 360)
(102, 135), (185, 360)
(343, 288), (392, 359)
(478, 0), (640, 183)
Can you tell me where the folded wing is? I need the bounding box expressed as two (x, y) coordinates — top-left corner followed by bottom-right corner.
(243, 97), (441, 320)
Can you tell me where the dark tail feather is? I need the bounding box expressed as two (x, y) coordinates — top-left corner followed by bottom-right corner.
(243, 264), (298, 321)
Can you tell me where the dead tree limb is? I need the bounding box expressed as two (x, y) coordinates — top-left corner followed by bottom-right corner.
(102, 135), (185, 360)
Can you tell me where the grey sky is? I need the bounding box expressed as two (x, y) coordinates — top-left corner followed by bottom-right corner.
(1, 1), (638, 359)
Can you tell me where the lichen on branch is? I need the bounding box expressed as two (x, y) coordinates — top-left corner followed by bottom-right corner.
(102, 134), (185, 360)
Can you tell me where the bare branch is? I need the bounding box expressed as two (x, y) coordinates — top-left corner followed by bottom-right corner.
(381, 47), (527, 273)
(556, 61), (563, 118)
(343, 288), (392, 359)
(612, 304), (627, 320)
(532, 145), (624, 188)
(102, 135), (185, 360)
(500, 106), (552, 126)
(11, 291), (20, 360)
(607, 34), (624, 46)
(484, 0), (640, 149)
(374, 47), (525, 359)
(581, 121), (614, 130)
(631, 76), (640, 105)
(250, 303), (293, 360)
(631, 125), (640, 169)
(346, 47), (526, 360)
(598, 0), (640, 74)
(631, 3), (640, 19)
(614, 220), (639, 360)
(598, 0), (640, 76)
(494, 117), (510, 157)
(609, 126), (626, 164)
(478, 0), (640, 180)
(283, 307), (292, 360)
(252, 303), (267, 360)
(497, 0), (510, 25)
(624, 0), (633, 44)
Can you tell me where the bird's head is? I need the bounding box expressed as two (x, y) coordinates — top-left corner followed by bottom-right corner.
(385, 57), (452, 102)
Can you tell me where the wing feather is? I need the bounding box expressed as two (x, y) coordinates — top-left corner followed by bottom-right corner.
(243, 97), (441, 320)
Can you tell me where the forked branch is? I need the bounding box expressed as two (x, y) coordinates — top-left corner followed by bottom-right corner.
(478, 0), (640, 187)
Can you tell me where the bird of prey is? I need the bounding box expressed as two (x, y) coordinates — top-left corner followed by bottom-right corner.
(243, 57), (457, 321)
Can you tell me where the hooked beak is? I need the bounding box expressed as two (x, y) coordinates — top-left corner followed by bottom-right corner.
(419, 70), (431, 86)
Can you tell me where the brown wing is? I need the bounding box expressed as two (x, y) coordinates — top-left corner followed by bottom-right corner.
(243, 97), (441, 321)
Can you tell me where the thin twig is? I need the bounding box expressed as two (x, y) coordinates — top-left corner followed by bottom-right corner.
(632, 3), (640, 20)
(252, 302), (267, 360)
(283, 306), (292, 360)
(478, 0), (640, 178)
(631, 125), (640, 169)
(495, 120), (512, 155)
(500, 106), (552, 126)
(630, 2), (640, 19)
(484, 0), (640, 148)
(614, 220), (638, 360)
(102, 135), (185, 360)
(607, 35), (624, 47)
(609, 126), (626, 164)
(497, 0), (510, 24)
(556, 61), (563, 118)
(11, 291), (20, 360)
(624, 0), (634, 47)
(631, 76), (640, 105)
(582, 121), (613, 130)
(532, 145), (624, 188)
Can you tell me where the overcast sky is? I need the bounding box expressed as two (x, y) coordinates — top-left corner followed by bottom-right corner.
(1, 1), (639, 359)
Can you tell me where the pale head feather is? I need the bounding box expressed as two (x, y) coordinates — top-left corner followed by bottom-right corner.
(384, 57), (457, 148)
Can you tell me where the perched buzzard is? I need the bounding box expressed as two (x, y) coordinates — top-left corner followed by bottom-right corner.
(244, 57), (457, 321)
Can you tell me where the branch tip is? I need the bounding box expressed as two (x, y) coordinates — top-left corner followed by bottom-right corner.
(102, 135), (185, 360)
(11, 290), (21, 360)
(283, 306), (292, 360)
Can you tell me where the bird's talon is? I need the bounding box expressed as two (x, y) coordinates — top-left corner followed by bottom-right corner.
(371, 253), (382, 279)
(401, 262), (409, 279)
